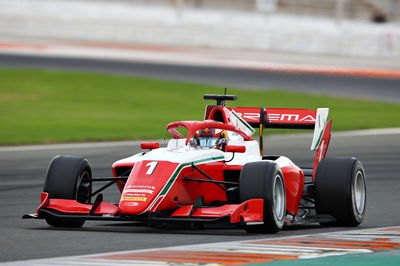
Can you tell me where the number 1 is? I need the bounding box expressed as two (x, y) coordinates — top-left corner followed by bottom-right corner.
(146, 162), (158, 175)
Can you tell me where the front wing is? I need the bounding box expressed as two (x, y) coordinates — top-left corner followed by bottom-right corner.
(23, 192), (264, 225)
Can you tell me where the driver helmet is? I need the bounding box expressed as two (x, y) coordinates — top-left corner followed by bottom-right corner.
(197, 127), (217, 148)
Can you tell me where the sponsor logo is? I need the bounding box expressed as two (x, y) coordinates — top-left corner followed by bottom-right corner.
(122, 197), (147, 202)
(237, 112), (316, 123)
(269, 114), (315, 122)
(125, 202), (139, 206)
(127, 185), (156, 190)
(124, 189), (154, 195)
(125, 193), (146, 197)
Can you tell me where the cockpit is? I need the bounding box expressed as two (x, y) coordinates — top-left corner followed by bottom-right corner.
(166, 121), (252, 151)
(192, 127), (228, 149)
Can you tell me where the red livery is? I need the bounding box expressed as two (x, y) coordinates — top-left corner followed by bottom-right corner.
(24, 94), (366, 233)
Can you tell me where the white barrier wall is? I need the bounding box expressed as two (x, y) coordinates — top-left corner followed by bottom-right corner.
(0, 0), (399, 58)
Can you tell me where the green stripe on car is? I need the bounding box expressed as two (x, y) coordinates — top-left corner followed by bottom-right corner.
(145, 156), (225, 212)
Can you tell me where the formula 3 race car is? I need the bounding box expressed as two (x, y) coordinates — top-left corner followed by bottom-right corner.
(24, 94), (366, 233)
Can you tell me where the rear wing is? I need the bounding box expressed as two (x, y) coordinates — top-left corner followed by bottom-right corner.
(233, 106), (332, 179)
(205, 105), (330, 152)
(233, 107), (317, 129)
(203, 94), (331, 163)
(232, 107), (329, 151)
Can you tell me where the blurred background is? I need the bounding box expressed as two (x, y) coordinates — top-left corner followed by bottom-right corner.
(0, 0), (399, 59)
(1, 0), (400, 145)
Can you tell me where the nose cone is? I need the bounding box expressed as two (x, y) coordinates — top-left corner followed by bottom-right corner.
(118, 160), (179, 214)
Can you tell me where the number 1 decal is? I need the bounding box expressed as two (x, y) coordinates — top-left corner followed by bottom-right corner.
(146, 162), (158, 175)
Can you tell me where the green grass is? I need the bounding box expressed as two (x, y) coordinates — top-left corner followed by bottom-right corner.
(1, 68), (400, 145)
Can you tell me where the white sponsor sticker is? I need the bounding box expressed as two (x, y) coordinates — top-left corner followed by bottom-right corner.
(125, 189), (154, 195)
(127, 185), (155, 190)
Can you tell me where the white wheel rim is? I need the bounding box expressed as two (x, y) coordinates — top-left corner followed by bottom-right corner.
(273, 175), (285, 221)
(353, 170), (366, 214)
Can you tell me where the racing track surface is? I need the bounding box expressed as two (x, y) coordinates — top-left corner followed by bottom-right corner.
(1, 53), (400, 102)
(0, 131), (399, 263)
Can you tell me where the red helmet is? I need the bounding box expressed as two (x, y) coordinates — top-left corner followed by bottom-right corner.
(199, 127), (215, 138)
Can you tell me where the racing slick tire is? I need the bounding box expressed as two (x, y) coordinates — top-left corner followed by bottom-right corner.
(43, 155), (92, 228)
(315, 157), (366, 227)
(240, 161), (286, 233)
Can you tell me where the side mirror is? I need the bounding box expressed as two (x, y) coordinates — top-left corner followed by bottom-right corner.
(141, 142), (160, 150)
(225, 145), (246, 153)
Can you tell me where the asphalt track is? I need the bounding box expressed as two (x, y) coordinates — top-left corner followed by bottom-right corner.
(0, 52), (399, 263)
(1, 53), (400, 102)
(0, 131), (399, 263)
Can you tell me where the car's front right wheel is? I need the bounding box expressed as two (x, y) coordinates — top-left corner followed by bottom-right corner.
(240, 161), (286, 233)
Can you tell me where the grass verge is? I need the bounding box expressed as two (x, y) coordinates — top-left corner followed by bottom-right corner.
(1, 68), (400, 145)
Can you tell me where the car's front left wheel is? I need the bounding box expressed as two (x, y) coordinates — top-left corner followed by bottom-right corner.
(43, 155), (92, 228)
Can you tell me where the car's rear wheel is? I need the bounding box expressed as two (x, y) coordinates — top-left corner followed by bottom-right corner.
(43, 155), (92, 228)
(315, 157), (366, 226)
(240, 161), (286, 233)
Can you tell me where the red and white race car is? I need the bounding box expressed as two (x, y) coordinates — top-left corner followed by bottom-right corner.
(24, 94), (366, 233)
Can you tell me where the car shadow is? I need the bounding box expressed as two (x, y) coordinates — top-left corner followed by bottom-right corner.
(24, 221), (337, 237)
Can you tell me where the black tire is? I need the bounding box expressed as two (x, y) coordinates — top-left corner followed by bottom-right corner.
(315, 157), (366, 227)
(43, 155), (92, 228)
(240, 161), (286, 233)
